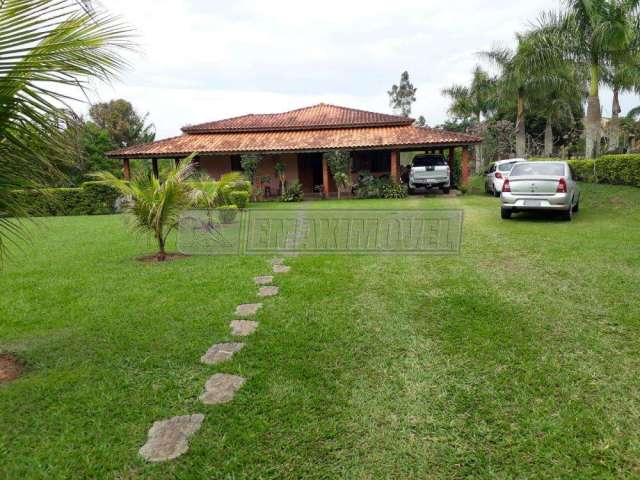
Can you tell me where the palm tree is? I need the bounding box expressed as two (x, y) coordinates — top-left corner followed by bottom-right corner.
(481, 34), (559, 157)
(537, 1), (640, 158)
(0, 0), (132, 260)
(442, 66), (496, 169)
(604, 43), (640, 151)
(93, 156), (197, 261)
(442, 65), (497, 123)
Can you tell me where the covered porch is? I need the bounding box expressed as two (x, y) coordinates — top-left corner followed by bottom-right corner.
(119, 144), (473, 198)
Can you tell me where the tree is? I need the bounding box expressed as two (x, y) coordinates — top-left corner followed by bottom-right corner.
(240, 153), (262, 201)
(388, 71), (417, 117)
(275, 160), (286, 195)
(89, 99), (155, 148)
(604, 45), (640, 151)
(413, 116), (428, 127)
(323, 150), (352, 200)
(442, 66), (497, 123)
(93, 155), (197, 261)
(0, 0), (131, 260)
(481, 33), (560, 157)
(537, 1), (640, 158)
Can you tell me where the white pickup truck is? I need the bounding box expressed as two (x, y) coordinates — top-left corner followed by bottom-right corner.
(406, 154), (451, 194)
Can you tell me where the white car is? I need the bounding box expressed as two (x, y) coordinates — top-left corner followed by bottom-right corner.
(484, 159), (526, 197)
(407, 154), (450, 194)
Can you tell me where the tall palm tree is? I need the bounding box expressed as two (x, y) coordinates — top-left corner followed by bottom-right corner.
(537, 1), (640, 158)
(481, 33), (560, 157)
(0, 0), (132, 260)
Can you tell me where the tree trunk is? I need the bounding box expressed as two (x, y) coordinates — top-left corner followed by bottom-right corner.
(515, 94), (526, 157)
(608, 87), (621, 152)
(475, 113), (483, 172)
(544, 116), (553, 157)
(585, 64), (602, 159)
(157, 233), (166, 261)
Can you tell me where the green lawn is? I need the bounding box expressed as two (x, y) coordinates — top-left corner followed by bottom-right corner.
(1, 183), (640, 479)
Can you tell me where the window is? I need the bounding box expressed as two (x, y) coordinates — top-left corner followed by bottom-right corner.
(230, 155), (242, 172)
(412, 155), (447, 167)
(510, 163), (565, 177)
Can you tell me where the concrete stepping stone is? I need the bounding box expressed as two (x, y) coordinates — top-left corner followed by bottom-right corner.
(258, 286), (279, 297)
(254, 275), (274, 285)
(270, 258), (285, 265)
(199, 373), (246, 405)
(200, 343), (245, 365)
(235, 303), (262, 316)
(230, 320), (259, 336)
(139, 414), (204, 463)
(273, 264), (291, 274)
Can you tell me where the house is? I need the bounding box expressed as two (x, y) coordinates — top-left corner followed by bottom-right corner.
(107, 103), (481, 197)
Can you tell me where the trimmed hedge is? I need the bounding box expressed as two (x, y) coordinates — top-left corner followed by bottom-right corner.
(13, 183), (120, 217)
(530, 154), (640, 187)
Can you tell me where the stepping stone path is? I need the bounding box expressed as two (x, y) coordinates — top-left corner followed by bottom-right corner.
(270, 258), (285, 265)
(254, 276), (274, 285)
(200, 343), (245, 365)
(258, 286), (279, 297)
(230, 320), (259, 336)
(199, 374), (246, 405)
(273, 264), (291, 274)
(235, 303), (262, 316)
(139, 414), (204, 463)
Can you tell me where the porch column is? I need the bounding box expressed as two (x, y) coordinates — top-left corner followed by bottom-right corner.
(448, 148), (455, 185)
(322, 155), (330, 198)
(122, 158), (130, 180)
(461, 146), (470, 187)
(152, 158), (159, 178)
(390, 150), (399, 182)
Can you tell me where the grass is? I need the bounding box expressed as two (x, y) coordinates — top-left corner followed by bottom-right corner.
(1, 182), (640, 478)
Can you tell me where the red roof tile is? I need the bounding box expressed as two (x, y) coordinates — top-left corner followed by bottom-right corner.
(181, 103), (414, 133)
(108, 125), (481, 159)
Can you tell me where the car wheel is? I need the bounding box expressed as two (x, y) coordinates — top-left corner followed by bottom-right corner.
(408, 187), (415, 195)
(442, 187), (450, 194)
(501, 208), (512, 220)
(493, 190), (501, 198)
(562, 207), (573, 221)
(572, 200), (580, 213)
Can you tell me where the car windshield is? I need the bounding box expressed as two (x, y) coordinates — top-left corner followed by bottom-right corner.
(510, 163), (565, 177)
(498, 162), (518, 172)
(413, 156), (446, 167)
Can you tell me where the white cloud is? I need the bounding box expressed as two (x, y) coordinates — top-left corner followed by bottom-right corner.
(89, 0), (639, 138)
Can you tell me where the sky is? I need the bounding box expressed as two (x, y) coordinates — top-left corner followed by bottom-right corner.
(89, 0), (639, 139)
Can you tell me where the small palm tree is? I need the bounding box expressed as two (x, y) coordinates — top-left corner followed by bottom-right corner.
(93, 155), (197, 261)
(0, 0), (132, 261)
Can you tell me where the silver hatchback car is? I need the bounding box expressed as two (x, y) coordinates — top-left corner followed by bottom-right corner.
(500, 161), (581, 221)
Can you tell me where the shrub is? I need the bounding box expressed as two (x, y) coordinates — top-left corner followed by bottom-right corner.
(381, 180), (408, 199)
(355, 171), (384, 198)
(217, 205), (239, 224)
(281, 180), (304, 202)
(596, 154), (640, 186)
(230, 191), (250, 209)
(530, 155), (640, 187)
(12, 183), (120, 217)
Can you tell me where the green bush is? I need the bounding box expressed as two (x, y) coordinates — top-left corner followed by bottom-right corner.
(281, 181), (304, 202)
(12, 183), (120, 217)
(530, 155), (640, 186)
(230, 191), (250, 209)
(381, 180), (408, 199)
(355, 171), (385, 198)
(596, 154), (640, 186)
(217, 205), (239, 224)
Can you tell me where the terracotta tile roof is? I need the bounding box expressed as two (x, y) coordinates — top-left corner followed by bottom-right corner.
(108, 125), (481, 159)
(181, 103), (414, 133)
